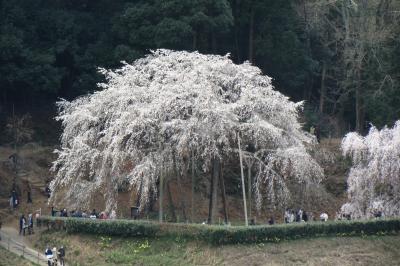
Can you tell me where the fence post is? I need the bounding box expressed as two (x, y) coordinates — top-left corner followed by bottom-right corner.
(8, 237), (10, 250)
(37, 251), (40, 264)
(22, 245), (25, 257)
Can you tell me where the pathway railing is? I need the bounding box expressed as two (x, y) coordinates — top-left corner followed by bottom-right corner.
(0, 230), (48, 265)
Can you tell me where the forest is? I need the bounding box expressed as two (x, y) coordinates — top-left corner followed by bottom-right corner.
(1, 0), (399, 141)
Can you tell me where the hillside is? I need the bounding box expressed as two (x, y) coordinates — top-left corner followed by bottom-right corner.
(0, 138), (348, 225)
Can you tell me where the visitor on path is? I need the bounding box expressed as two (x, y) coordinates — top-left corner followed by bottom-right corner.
(9, 196), (13, 211)
(302, 211), (308, 222)
(51, 206), (58, 217)
(45, 186), (51, 198)
(320, 212), (328, 222)
(284, 209), (290, 223)
(27, 191), (32, 204)
(90, 209), (97, 219)
(99, 211), (108, 219)
(45, 246), (53, 266)
(58, 245), (65, 266)
(296, 209), (303, 222)
(19, 214), (27, 235)
(60, 208), (68, 217)
(289, 210), (295, 223)
(109, 210), (117, 220)
(268, 216), (275, 225)
(28, 213), (34, 235)
(36, 212), (41, 227)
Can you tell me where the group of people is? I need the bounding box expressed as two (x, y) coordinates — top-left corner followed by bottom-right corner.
(18, 213), (37, 236)
(45, 246), (65, 266)
(51, 207), (117, 220)
(284, 208), (329, 223)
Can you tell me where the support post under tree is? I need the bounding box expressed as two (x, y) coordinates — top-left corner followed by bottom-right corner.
(238, 134), (248, 226)
(159, 167), (164, 223)
(191, 150), (195, 222)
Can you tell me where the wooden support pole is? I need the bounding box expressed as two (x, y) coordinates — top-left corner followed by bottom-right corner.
(238, 134), (248, 226)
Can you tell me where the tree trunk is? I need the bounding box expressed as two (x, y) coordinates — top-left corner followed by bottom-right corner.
(166, 180), (176, 222)
(207, 157), (220, 224)
(355, 68), (364, 133)
(172, 154), (187, 221)
(319, 61), (327, 114)
(219, 163), (229, 224)
(248, 6), (255, 64)
(176, 169), (187, 222)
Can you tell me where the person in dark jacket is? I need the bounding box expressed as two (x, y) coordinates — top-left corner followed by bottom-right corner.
(19, 215), (25, 235)
(58, 246), (65, 266)
(268, 216), (275, 225)
(45, 246), (53, 266)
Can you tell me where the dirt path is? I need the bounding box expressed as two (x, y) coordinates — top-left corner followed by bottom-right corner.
(0, 226), (48, 266)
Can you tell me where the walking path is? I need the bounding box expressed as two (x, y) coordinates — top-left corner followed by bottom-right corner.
(0, 226), (48, 266)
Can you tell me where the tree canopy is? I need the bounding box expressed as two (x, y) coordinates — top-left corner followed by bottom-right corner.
(340, 121), (400, 218)
(50, 50), (323, 212)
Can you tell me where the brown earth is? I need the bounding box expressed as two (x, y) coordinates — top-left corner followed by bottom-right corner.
(0, 138), (348, 225)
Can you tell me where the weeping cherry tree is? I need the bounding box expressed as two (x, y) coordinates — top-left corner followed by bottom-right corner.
(340, 122), (400, 219)
(50, 49), (323, 217)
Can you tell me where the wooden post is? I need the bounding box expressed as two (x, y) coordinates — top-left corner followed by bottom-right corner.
(238, 134), (248, 226)
(159, 167), (163, 223)
(248, 165), (252, 219)
(191, 151), (195, 223)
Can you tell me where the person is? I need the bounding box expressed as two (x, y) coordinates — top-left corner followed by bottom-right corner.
(58, 245), (65, 266)
(26, 182), (32, 203)
(289, 210), (295, 223)
(268, 216), (275, 225)
(9, 196), (13, 211)
(52, 247), (58, 265)
(27, 191), (32, 204)
(51, 206), (57, 217)
(320, 212), (328, 222)
(19, 214), (25, 235)
(36, 212), (41, 227)
(249, 218), (256, 226)
(45, 186), (51, 198)
(45, 246), (53, 266)
(61, 208), (68, 217)
(109, 210), (116, 220)
(302, 211), (308, 222)
(28, 213), (33, 235)
(284, 209), (290, 223)
(90, 209), (97, 219)
(310, 125), (315, 135)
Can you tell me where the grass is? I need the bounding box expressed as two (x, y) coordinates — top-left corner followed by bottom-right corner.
(0, 246), (39, 266)
(34, 230), (400, 266)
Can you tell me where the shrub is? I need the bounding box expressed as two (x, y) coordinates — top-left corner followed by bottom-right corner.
(38, 216), (400, 245)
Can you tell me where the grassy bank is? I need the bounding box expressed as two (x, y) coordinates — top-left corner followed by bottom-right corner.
(33, 230), (400, 266)
(0, 246), (38, 266)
